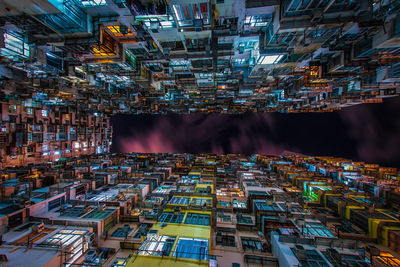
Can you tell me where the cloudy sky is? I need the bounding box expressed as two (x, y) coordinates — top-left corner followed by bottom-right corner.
(112, 96), (400, 168)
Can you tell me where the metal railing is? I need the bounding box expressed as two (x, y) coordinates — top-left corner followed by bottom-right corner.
(127, 247), (220, 262)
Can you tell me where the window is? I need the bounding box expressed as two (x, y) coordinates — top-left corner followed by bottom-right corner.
(173, 3), (209, 27)
(173, 237), (209, 260)
(237, 214), (253, 224)
(232, 199), (246, 208)
(184, 213), (210, 226)
(257, 55), (284, 65)
(27, 145), (34, 153)
(216, 234), (236, 247)
(48, 196), (65, 211)
(191, 198), (211, 207)
(57, 132), (66, 141)
(303, 222), (336, 238)
(158, 212), (184, 223)
(217, 214), (232, 223)
(103, 211), (118, 235)
(80, 0), (106, 7)
(139, 16), (175, 30)
(1, 33), (30, 59)
(32, 125), (41, 131)
(169, 196), (190, 205)
(241, 237), (264, 251)
(234, 58), (247, 65)
(138, 235), (176, 256)
(16, 132), (25, 147)
(106, 25), (134, 37)
(9, 105), (17, 113)
(197, 187), (211, 194)
(293, 248), (330, 266)
(92, 30), (117, 56)
(41, 110), (48, 117)
(244, 15), (271, 27)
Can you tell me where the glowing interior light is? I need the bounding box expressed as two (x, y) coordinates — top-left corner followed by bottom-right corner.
(258, 55), (284, 65)
(173, 5), (182, 21)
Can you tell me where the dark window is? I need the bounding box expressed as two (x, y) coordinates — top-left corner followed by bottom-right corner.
(48, 196), (65, 211)
(159, 212), (184, 223)
(184, 213), (210, 226)
(216, 234), (236, 247)
(241, 237), (264, 252)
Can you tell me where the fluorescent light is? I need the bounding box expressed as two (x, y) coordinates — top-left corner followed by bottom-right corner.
(46, 52), (57, 59)
(160, 21), (173, 28)
(258, 55), (283, 65)
(173, 5), (182, 21)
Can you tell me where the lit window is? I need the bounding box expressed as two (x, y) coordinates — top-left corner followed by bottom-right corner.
(159, 212), (185, 223)
(138, 235), (176, 257)
(41, 110), (48, 117)
(91, 30), (117, 56)
(244, 15), (270, 27)
(234, 58), (247, 65)
(106, 26), (133, 37)
(173, 3), (209, 27)
(257, 55), (284, 65)
(160, 21), (174, 28)
(0, 33), (30, 59)
(81, 0), (106, 7)
(173, 237), (209, 260)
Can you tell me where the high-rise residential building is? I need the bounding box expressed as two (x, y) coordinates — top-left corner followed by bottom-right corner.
(0, 0), (399, 266)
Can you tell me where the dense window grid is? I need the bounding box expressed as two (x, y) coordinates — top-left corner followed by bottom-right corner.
(138, 235), (176, 256)
(169, 196), (190, 205)
(103, 211), (118, 235)
(191, 198), (212, 207)
(158, 212), (185, 224)
(173, 237), (209, 260)
(184, 213), (210, 226)
(172, 3), (209, 27)
(302, 222), (336, 238)
(241, 237), (264, 252)
(0, 33), (30, 59)
(48, 196), (65, 211)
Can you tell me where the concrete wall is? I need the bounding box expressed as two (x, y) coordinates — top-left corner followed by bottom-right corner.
(270, 232), (299, 267)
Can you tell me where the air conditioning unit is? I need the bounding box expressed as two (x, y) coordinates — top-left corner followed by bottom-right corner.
(32, 222), (44, 233)
(278, 214), (287, 223)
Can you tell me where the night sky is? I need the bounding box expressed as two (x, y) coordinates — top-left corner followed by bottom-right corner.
(111, 96), (400, 168)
